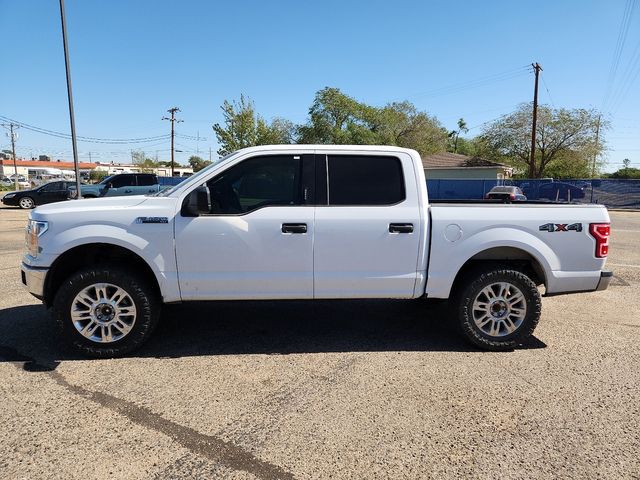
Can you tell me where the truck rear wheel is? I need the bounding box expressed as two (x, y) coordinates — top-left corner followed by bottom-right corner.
(455, 266), (541, 350)
(52, 267), (160, 358)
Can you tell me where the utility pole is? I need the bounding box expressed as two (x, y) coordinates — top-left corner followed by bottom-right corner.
(59, 0), (82, 199)
(592, 114), (601, 178)
(209, 147), (212, 162)
(162, 107), (182, 176)
(529, 62), (542, 178)
(1, 123), (19, 189)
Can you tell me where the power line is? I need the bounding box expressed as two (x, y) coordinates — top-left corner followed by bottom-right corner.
(540, 73), (556, 108)
(608, 37), (640, 114)
(400, 65), (530, 101)
(602, 0), (637, 111)
(0, 115), (170, 144)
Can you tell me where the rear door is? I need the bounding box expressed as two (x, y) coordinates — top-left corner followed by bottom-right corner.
(136, 174), (159, 194)
(313, 153), (422, 298)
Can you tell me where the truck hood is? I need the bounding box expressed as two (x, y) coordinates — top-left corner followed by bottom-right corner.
(34, 195), (149, 215)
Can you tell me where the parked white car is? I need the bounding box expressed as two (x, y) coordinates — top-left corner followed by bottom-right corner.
(21, 145), (612, 357)
(2, 176), (30, 189)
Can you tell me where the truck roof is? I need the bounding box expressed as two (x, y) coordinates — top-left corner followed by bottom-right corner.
(229, 144), (420, 156)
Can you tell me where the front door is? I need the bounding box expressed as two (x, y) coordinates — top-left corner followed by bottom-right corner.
(313, 153), (422, 298)
(105, 174), (136, 196)
(175, 154), (315, 300)
(36, 181), (68, 205)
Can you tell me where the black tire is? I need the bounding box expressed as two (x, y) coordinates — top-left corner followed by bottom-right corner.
(454, 266), (541, 351)
(52, 266), (160, 358)
(19, 196), (35, 209)
(83, 194), (97, 198)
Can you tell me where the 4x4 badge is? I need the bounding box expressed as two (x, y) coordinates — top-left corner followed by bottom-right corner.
(539, 223), (582, 232)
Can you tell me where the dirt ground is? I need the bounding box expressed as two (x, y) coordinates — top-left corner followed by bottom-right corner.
(0, 206), (638, 479)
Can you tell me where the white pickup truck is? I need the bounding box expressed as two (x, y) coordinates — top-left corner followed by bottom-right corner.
(21, 146), (612, 357)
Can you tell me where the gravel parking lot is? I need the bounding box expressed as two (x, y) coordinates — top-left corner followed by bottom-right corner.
(0, 205), (639, 479)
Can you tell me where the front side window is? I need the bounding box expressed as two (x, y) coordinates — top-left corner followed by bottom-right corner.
(111, 175), (135, 188)
(327, 155), (405, 205)
(205, 155), (302, 214)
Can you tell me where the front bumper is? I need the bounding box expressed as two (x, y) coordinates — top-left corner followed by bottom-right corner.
(1, 196), (19, 206)
(595, 270), (613, 291)
(21, 262), (48, 300)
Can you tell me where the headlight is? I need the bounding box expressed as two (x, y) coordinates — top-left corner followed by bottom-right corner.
(4, 193), (16, 199)
(25, 219), (48, 258)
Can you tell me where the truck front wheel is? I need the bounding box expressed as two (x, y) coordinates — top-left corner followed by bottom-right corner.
(52, 267), (160, 358)
(455, 266), (542, 350)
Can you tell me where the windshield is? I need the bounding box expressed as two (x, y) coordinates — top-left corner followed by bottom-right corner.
(153, 152), (235, 197)
(98, 175), (115, 185)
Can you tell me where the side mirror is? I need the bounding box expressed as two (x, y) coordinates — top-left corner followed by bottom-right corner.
(181, 185), (211, 217)
(105, 182), (113, 189)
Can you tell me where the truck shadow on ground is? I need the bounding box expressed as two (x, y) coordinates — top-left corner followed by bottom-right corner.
(0, 299), (546, 370)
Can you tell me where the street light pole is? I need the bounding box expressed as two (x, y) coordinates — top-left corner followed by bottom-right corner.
(59, 0), (82, 199)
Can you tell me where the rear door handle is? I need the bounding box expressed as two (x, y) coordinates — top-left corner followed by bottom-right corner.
(124, 189), (132, 193)
(282, 223), (307, 234)
(389, 223), (413, 233)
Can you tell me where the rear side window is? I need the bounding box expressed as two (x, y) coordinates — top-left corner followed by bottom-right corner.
(137, 175), (156, 186)
(40, 182), (62, 192)
(327, 155), (405, 205)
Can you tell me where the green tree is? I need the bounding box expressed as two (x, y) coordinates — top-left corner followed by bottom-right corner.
(448, 118), (469, 153)
(297, 87), (379, 144)
(89, 170), (109, 183)
(188, 155), (211, 172)
(479, 103), (607, 178)
(609, 164), (640, 179)
(212, 95), (294, 155)
(297, 87), (448, 155)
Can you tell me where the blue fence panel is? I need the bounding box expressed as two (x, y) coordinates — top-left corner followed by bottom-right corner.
(426, 178), (640, 209)
(158, 176), (188, 186)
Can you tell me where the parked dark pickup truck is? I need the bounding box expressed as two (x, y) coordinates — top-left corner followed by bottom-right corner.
(72, 173), (162, 198)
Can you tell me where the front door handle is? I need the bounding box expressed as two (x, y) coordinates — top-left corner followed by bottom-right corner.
(124, 189), (132, 193)
(282, 223), (307, 234)
(389, 223), (413, 233)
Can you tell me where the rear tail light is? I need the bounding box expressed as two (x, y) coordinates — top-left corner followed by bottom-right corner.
(589, 223), (610, 258)
(509, 193), (516, 200)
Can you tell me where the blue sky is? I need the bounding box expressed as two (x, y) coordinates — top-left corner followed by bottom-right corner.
(0, 0), (638, 171)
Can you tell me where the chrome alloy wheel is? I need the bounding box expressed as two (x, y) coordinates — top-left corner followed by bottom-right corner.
(70, 283), (137, 343)
(472, 282), (527, 337)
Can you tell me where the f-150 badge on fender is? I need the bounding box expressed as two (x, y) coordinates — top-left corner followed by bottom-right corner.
(539, 223), (582, 232)
(135, 217), (169, 224)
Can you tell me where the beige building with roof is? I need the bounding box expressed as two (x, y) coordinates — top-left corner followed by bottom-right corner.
(421, 152), (513, 179)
